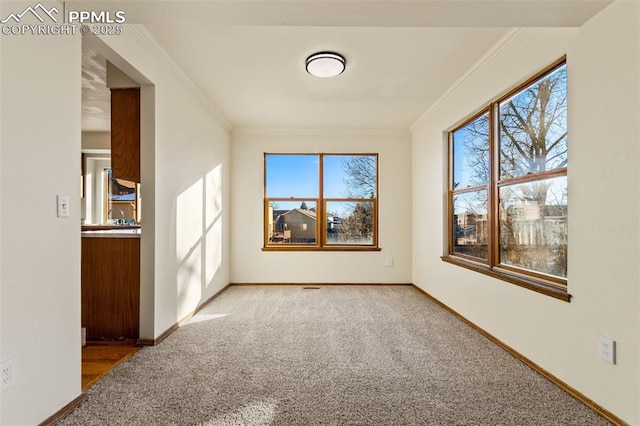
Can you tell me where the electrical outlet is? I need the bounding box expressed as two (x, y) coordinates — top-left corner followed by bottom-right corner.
(599, 336), (616, 364)
(1, 358), (15, 391)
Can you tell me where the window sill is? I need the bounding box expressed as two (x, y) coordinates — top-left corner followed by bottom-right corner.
(441, 256), (570, 302)
(263, 246), (381, 252)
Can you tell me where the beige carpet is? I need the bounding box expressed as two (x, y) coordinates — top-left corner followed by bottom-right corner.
(60, 285), (611, 425)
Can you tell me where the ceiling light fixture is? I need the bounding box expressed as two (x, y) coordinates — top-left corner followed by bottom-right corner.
(305, 52), (346, 78)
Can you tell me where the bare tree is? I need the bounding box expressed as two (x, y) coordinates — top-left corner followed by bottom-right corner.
(332, 156), (377, 242)
(500, 68), (567, 179)
(336, 202), (374, 243)
(455, 112), (490, 189)
(342, 156), (376, 198)
(462, 66), (567, 188)
(459, 66), (568, 276)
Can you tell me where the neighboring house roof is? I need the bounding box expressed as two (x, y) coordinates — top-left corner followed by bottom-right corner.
(279, 208), (317, 221)
(272, 209), (289, 217)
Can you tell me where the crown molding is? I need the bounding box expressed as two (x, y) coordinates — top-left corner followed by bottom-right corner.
(410, 28), (535, 131)
(125, 25), (232, 131)
(232, 128), (410, 137)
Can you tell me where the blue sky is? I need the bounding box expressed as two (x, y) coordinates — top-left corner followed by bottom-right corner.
(266, 154), (370, 199)
(266, 154), (375, 217)
(452, 114), (489, 189)
(266, 154), (318, 198)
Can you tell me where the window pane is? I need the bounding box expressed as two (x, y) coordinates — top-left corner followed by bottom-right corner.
(268, 201), (317, 244)
(106, 169), (138, 225)
(324, 155), (377, 198)
(499, 65), (567, 179)
(452, 112), (490, 189)
(499, 176), (567, 278)
(266, 154), (318, 198)
(326, 201), (374, 245)
(452, 191), (488, 259)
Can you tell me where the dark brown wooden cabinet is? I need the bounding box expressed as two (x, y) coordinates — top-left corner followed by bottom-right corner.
(110, 88), (140, 182)
(81, 235), (140, 341)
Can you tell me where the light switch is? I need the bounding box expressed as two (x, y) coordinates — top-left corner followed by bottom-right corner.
(57, 195), (69, 218)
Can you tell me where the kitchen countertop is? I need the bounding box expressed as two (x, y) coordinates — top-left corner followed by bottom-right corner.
(81, 228), (141, 239)
(82, 224), (141, 231)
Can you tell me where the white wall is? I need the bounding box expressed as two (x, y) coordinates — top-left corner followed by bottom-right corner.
(95, 27), (232, 337)
(411, 2), (639, 424)
(0, 29), (82, 425)
(2, 3), (636, 425)
(231, 129), (412, 284)
(1, 23), (231, 424)
(81, 131), (110, 150)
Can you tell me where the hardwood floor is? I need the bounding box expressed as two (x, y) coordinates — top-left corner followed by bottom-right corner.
(82, 343), (140, 391)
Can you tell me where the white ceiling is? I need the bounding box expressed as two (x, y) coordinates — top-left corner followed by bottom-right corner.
(81, 47), (110, 132)
(79, 0), (612, 131)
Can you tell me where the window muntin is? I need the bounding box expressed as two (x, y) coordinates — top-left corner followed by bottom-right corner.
(447, 59), (568, 295)
(265, 153), (378, 250)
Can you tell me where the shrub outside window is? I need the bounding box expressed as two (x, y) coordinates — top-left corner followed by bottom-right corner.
(264, 153), (379, 251)
(446, 59), (568, 300)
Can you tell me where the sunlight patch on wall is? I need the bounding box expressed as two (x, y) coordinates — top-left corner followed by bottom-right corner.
(176, 165), (224, 313)
(176, 178), (203, 261)
(205, 164), (224, 288)
(206, 165), (223, 227)
(176, 178), (204, 319)
(206, 218), (223, 288)
(177, 244), (202, 319)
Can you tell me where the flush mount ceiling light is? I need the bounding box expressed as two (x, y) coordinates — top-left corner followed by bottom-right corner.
(305, 52), (346, 78)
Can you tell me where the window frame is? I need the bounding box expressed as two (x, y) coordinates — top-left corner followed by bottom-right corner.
(443, 57), (569, 302)
(263, 152), (380, 251)
(103, 167), (140, 225)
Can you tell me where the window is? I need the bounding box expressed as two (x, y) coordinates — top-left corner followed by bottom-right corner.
(445, 59), (568, 300)
(264, 153), (379, 250)
(104, 168), (140, 225)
